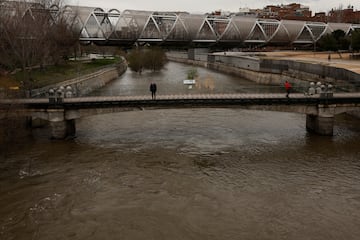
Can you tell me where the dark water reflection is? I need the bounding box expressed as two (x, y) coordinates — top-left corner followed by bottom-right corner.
(1, 62), (360, 240)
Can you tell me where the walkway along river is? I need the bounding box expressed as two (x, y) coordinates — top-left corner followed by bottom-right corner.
(1, 61), (360, 240)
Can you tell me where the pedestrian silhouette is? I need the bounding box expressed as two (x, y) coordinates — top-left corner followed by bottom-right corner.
(284, 80), (292, 98)
(150, 82), (157, 100)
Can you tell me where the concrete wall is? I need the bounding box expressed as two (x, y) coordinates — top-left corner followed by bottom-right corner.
(168, 51), (188, 59)
(259, 58), (359, 84)
(166, 55), (208, 68)
(207, 62), (283, 85)
(211, 55), (260, 72)
(188, 48), (209, 61)
(167, 50), (360, 92)
(195, 54), (209, 62)
(31, 63), (127, 97)
(209, 54), (359, 84)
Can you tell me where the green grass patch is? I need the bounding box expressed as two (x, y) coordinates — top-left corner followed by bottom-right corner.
(13, 57), (122, 88)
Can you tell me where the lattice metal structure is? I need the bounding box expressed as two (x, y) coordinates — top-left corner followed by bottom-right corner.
(3, 3), (360, 46)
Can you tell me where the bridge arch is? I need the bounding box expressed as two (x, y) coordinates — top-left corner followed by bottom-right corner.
(2, 3), (360, 46)
(111, 10), (141, 44)
(139, 12), (182, 42)
(349, 24), (360, 34)
(165, 13), (190, 42)
(194, 15), (220, 43)
(269, 21), (291, 44)
(245, 19), (281, 43)
(237, 17), (257, 43)
(217, 17), (242, 43)
(0, 1), (360, 45)
(293, 22), (327, 44)
(181, 14), (207, 43)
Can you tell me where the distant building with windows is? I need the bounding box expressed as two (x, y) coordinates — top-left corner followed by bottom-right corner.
(210, 3), (360, 24)
(235, 8), (258, 17)
(312, 12), (327, 22)
(259, 3), (312, 20)
(328, 7), (360, 23)
(255, 3), (360, 24)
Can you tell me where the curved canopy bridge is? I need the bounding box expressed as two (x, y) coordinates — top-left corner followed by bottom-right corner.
(2, 2), (359, 46)
(66, 6), (360, 46)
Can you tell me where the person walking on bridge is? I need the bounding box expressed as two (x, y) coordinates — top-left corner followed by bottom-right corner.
(284, 80), (292, 98)
(150, 82), (157, 100)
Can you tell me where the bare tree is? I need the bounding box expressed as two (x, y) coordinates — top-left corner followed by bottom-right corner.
(0, 0), (80, 92)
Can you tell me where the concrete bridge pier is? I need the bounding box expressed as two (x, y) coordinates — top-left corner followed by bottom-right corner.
(306, 115), (334, 135)
(49, 120), (75, 139)
(48, 109), (79, 139)
(306, 105), (336, 136)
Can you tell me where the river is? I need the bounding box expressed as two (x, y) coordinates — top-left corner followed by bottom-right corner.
(1, 62), (360, 240)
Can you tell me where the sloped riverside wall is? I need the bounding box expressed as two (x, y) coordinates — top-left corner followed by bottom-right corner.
(166, 51), (360, 90)
(31, 63), (127, 97)
(166, 50), (360, 121)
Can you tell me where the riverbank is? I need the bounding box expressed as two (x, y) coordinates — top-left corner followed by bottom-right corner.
(166, 51), (360, 92)
(0, 57), (127, 98)
(30, 63), (127, 97)
(0, 59), (127, 143)
(167, 50), (360, 118)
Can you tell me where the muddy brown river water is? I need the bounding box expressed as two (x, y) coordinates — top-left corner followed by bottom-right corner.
(1, 62), (360, 240)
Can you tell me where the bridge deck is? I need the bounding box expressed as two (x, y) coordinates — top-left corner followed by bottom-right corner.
(1, 92), (360, 105)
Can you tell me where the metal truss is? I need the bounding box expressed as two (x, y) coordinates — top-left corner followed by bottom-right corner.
(4, 3), (360, 46)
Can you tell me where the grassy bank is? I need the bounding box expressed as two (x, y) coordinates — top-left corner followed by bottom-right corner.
(1, 57), (122, 89)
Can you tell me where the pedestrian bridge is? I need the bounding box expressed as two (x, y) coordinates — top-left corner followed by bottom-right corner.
(70, 6), (360, 46)
(4, 2), (360, 46)
(1, 93), (360, 138)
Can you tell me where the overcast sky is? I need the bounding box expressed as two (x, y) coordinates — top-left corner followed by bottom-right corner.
(68, 0), (360, 14)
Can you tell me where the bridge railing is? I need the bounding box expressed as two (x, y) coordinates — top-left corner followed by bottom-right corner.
(60, 83), (360, 98)
(2, 82), (359, 100)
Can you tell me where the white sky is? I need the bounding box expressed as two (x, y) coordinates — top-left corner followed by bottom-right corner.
(68, 0), (360, 15)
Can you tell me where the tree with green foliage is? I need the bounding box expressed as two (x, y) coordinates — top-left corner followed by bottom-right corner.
(143, 47), (167, 72)
(126, 46), (167, 73)
(127, 48), (144, 73)
(318, 34), (338, 51)
(332, 30), (350, 50)
(318, 30), (350, 52)
(351, 30), (360, 51)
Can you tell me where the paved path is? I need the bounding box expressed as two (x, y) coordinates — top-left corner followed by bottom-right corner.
(1, 92), (360, 105)
(261, 51), (360, 74)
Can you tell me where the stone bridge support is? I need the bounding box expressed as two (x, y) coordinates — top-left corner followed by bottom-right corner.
(46, 109), (80, 139)
(306, 104), (336, 136)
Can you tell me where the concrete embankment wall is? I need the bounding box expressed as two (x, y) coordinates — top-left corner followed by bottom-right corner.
(166, 51), (208, 67)
(259, 58), (359, 86)
(167, 51), (360, 91)
(167, 50), (360, 117)
(167, 53), (289, 87)
(31, 63), (127, 97)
